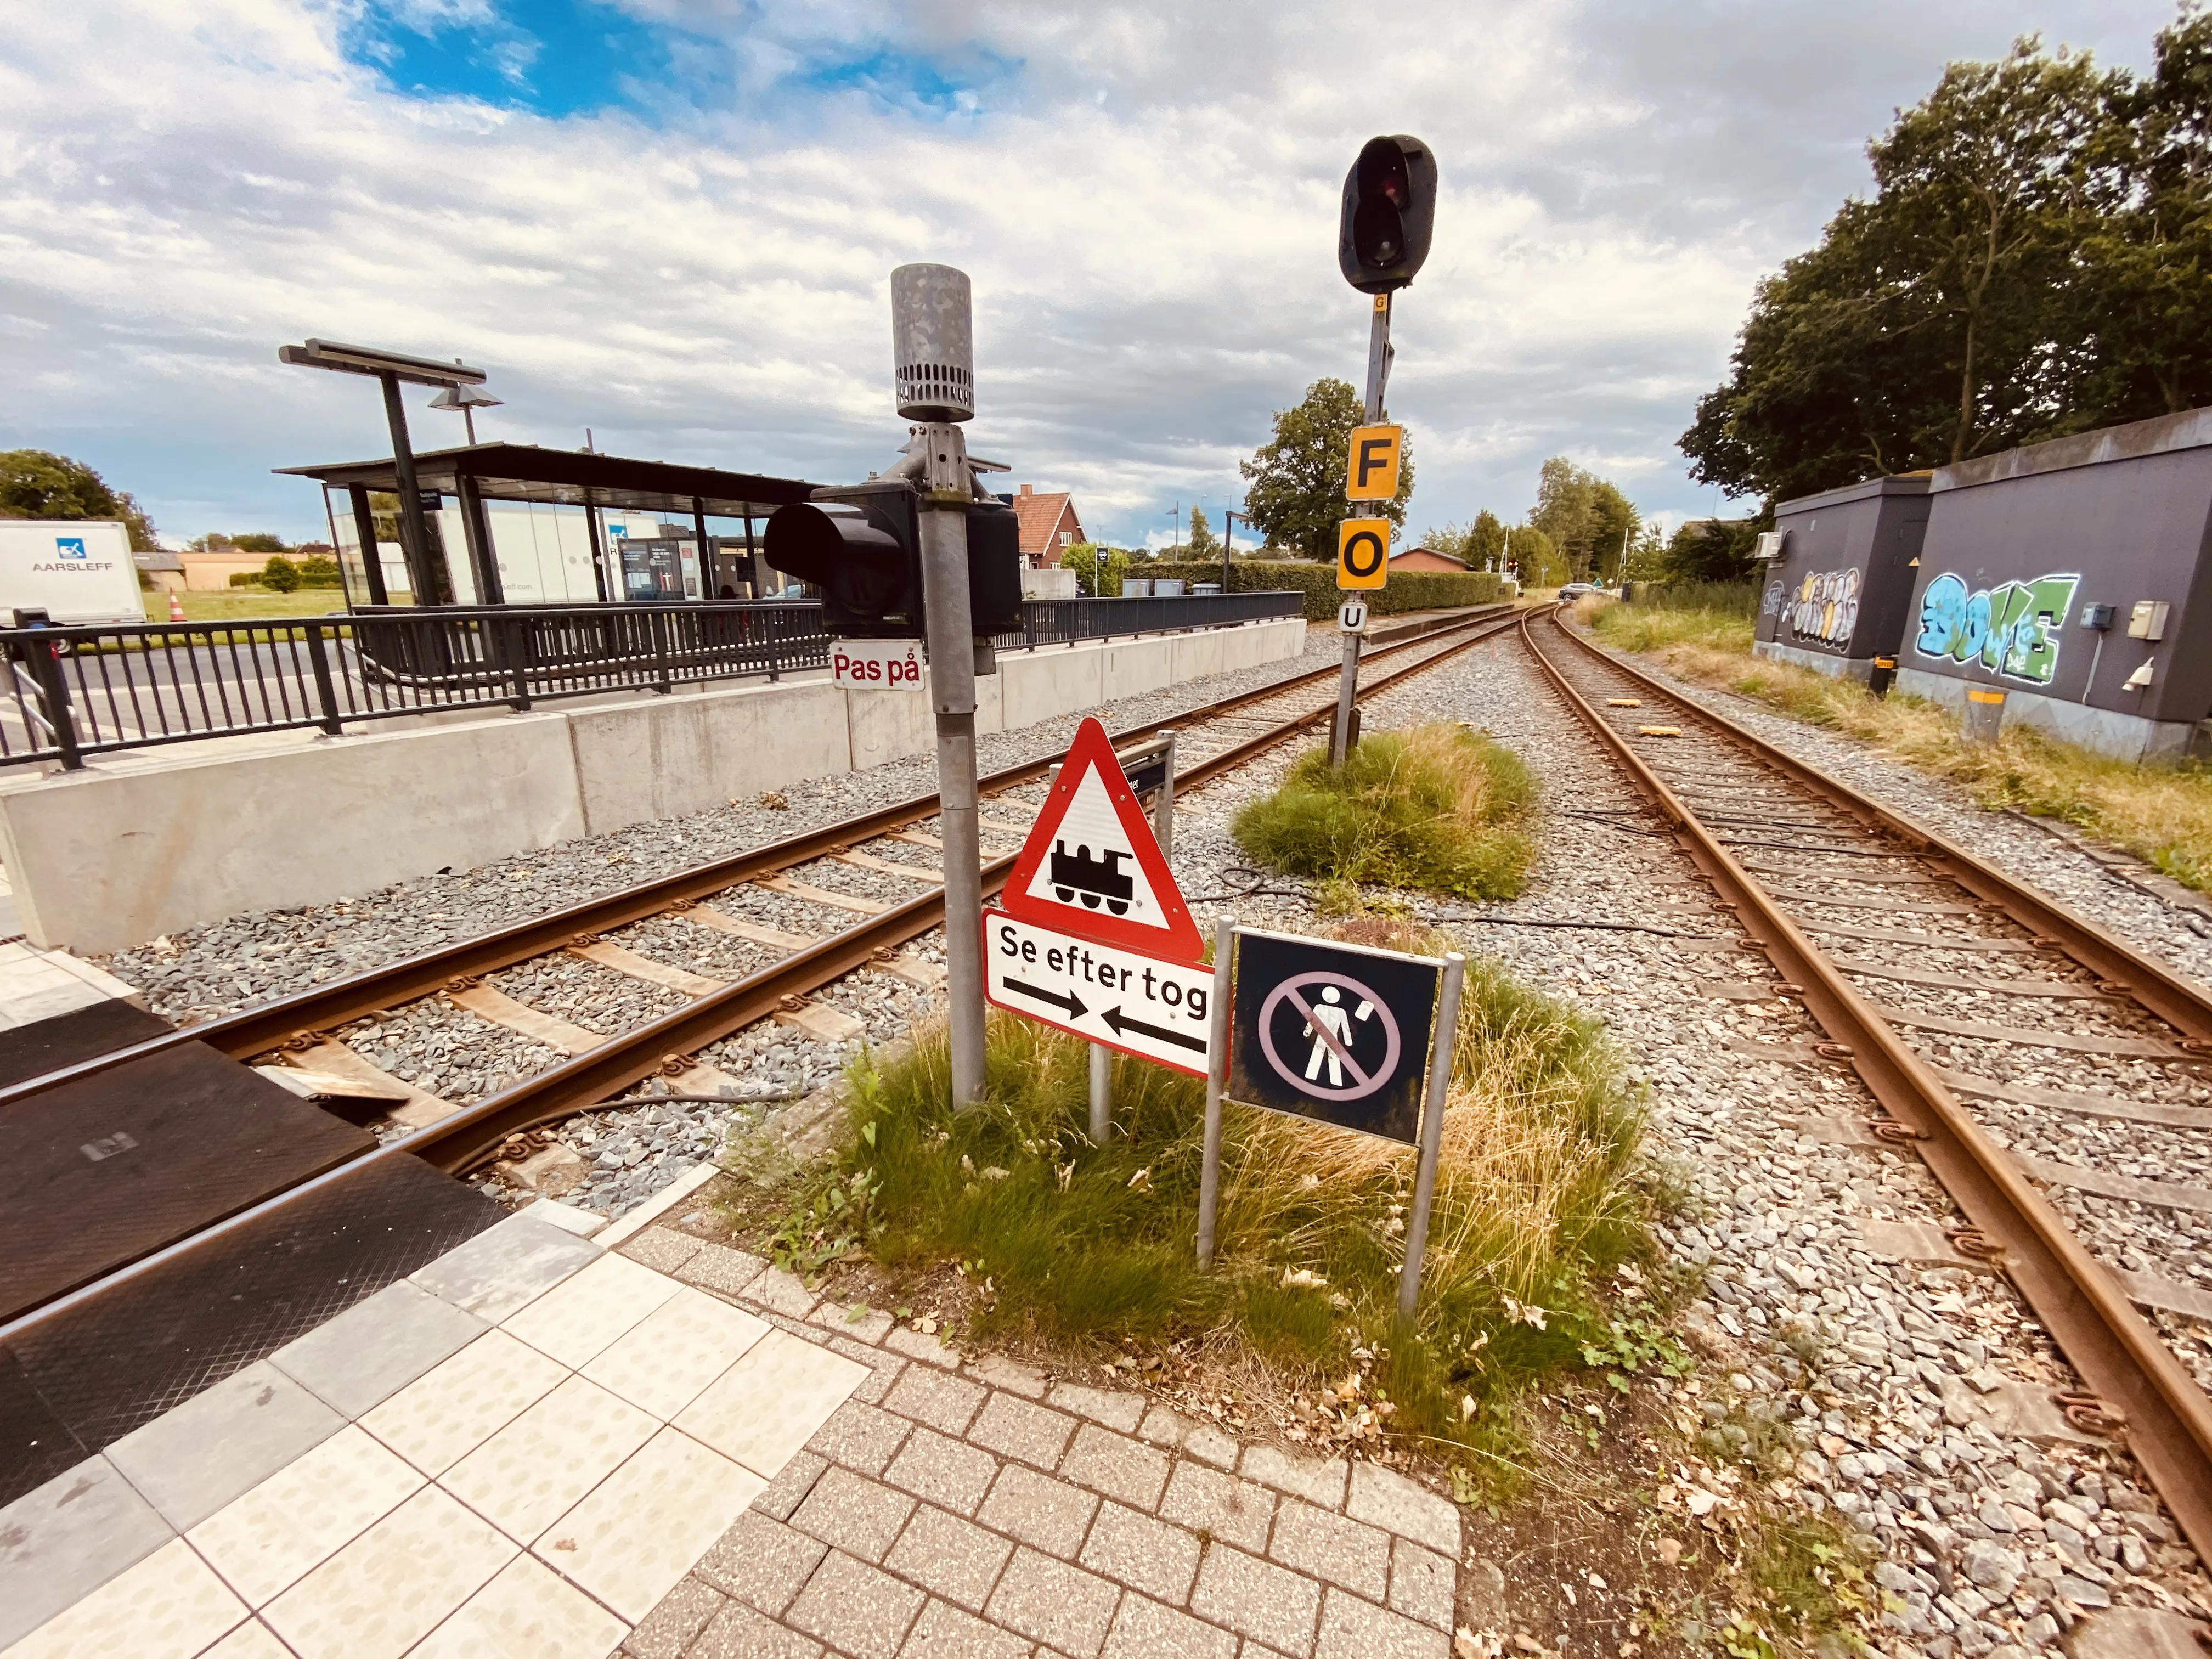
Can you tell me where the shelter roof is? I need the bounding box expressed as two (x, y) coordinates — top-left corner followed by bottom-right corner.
(275, 441), (821, 520)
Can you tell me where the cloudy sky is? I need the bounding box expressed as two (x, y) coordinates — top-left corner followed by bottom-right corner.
(0, 0), (2177, 549)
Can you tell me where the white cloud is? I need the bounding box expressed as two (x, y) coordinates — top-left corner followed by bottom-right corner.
(0, 0), (2172, 544)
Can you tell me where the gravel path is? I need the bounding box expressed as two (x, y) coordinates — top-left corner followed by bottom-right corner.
(1158, 635), (2212, 1657)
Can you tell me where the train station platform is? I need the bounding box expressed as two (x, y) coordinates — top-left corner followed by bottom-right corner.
(1, 1201), (1462, 1658)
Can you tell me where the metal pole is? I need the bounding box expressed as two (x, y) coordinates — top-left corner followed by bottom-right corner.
(456, 472), (503, 605)
(583, 496), (611, 602)
(1221, 511), (1234, 593)
(693, 497), (712, 599)
(1089, 1042), (1110, 1143)
(1331, 294), (1393, 769)
(1329, 628), (1359, 768)
(1395, 952), (1465, 1323)
(347, 484), (389, 607)
(919, 474), (986, 1108)
(1153, 729), (1177, 857)
(1196, 916), (1234, 1267)
(378, 371), (440, 606)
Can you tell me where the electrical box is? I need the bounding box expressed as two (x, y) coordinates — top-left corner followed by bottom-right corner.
(2128, 600), (2170, 640)
(2078, 602), (2115, 630)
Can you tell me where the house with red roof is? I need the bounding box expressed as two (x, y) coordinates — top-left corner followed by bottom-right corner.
(1006, 484), (1086, 567)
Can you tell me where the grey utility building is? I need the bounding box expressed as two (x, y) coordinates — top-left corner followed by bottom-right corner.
(1893, 409), (2212, 763)
(1754, 474), (1932, 682)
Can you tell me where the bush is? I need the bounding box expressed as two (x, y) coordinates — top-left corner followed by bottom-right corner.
(259, 554), (301, 592)
(1059, 543), (1128, 596)
(1231, 724), (1536, 899)
(1618, 579), (1758, 617)
(296, 554), (342, 588)
(1137, 558), (1506, 620)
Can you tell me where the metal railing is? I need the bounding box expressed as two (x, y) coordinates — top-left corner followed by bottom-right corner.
(0, 590), (1303, 770)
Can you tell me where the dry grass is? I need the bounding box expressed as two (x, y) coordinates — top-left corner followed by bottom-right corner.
(792, 921), (1656, 1464)
(1584, 597), (2212, 893)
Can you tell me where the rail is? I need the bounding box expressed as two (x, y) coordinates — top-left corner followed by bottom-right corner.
(0, 590), (1306, 770)
(1522, 604), (2212, 1567)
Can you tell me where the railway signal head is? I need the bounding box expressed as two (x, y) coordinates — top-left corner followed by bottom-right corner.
(764, 483), (1024, 640)
(1338, 135), (1437, 294)
(765, 484), (924, 638)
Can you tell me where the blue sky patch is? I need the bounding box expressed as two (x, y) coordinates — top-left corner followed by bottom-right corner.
(344, 2), (1017, 123)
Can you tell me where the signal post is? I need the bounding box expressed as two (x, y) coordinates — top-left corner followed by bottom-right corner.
(1328, 135), (1435, 767)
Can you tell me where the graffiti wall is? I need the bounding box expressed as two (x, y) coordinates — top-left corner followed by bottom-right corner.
(1912, 571), (2081, 685)
(1780, 567), (1861, 649)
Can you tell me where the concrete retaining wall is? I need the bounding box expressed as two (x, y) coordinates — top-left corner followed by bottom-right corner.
(0, 619), (1304, 953)
(1893, 665), (2202, 764)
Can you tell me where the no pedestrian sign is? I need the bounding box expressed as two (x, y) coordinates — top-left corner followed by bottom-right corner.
(1227, 929), (1443, 1144)
(985, 916), (1213, 1075)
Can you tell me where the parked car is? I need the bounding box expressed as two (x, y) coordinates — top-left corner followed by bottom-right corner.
(1558, 582), (1596, 600)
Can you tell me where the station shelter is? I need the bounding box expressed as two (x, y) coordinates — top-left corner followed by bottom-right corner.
(276, 444), (822, 610)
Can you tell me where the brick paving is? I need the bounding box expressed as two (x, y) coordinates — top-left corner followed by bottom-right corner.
(615, 1222), (1464, 1659)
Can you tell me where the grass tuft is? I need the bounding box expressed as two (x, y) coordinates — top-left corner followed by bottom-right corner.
(810, 924), (1651, 1465)
(1230, 724), (1537, 900)
(1583, 597), (2212, 895)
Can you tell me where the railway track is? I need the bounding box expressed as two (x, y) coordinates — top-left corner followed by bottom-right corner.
(1522, 604), (2212, 1567)
(2, 604), (1526, 1352)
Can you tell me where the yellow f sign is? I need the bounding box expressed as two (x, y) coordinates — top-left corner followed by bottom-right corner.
(1338, 518), (1390, 589)
(1345, 424), (1402, 501)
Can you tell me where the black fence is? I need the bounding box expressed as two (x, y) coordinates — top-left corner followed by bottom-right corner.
(0, 590), (1303, 770)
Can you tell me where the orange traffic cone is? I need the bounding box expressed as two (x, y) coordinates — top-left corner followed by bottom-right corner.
(167, 591), (187, 622)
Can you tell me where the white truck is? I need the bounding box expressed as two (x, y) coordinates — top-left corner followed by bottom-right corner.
(0, 520), (146, 625)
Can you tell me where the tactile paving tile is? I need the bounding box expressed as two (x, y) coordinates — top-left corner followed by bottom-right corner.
(0, 1154), (500, 1506)
(0, 1041), (376, 1321)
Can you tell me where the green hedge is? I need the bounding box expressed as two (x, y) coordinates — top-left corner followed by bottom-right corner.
(1135, 559), (1506, 622)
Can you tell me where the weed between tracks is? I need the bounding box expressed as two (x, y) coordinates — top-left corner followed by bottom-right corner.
(773, 925), (1651, 1475)
(1229, 723), (1538, 905)
(1581, 596), (2212, 896)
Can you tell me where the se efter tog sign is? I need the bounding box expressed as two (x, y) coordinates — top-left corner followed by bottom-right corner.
(985, 716), (1212, 1073)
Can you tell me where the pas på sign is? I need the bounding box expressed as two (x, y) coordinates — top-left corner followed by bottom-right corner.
(832, 639), (924, 690)
(985, 915), (1214, 1075)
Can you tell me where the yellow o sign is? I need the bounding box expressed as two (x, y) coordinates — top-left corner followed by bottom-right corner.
(1338, 518), (1389, 589)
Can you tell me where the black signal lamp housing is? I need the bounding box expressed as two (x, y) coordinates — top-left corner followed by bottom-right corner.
(1338, 134), (1437, 294)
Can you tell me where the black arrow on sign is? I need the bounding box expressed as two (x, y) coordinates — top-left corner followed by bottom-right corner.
(1103, 1006), (1207, 1054)
(1005, 978), (1087, 1020)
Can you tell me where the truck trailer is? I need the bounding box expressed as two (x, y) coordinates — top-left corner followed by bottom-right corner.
(0, 521), (147, 625)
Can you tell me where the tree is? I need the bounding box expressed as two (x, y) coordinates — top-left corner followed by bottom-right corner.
(1663, 518), (1764, 582)
(1417, 509), (1509, 568)
(0, 449), (158, 550)
(1239, 379), (1414, 560)
(1506, 526), (1566, 588)
(1059, 542), (1129, 596)
(1683, 38), (2124, 501)
(187, 533), (236, 552)
(2076, 8), (2212, 420)
(1187, 507), (1220, 555)
(260, 555), (302, 592)
(1531, 458), (1641, 582)
(232, 533), (287, 554)
(1624, 524), (1670, 580)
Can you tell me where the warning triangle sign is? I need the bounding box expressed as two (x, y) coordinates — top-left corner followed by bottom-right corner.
(999, 716), (1204, 963)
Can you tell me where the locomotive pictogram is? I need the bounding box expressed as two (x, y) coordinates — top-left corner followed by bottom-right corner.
(998, 716), (1204, 962)
(1048, 841), (1133, 914)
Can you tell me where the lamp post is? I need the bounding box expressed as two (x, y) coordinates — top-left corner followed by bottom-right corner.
(1222, 509), (1252, 594)
(428, 371), (503, 445)
(280, 338), (489, 606)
